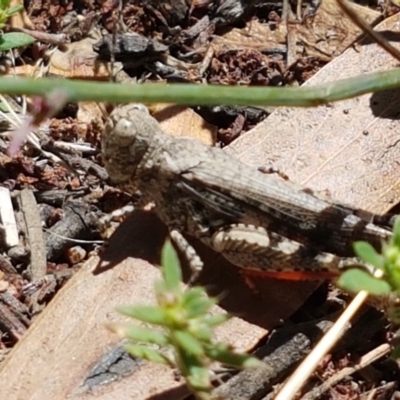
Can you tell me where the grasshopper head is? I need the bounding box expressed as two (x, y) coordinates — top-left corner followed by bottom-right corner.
(102, 104), (159, 192)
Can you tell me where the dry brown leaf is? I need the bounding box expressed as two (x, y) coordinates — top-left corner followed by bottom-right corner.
(212, 0), (380, 62)
(48, 36), (117, 79)
(77, 101), (104, 124)
(212, 19), (288, 53)
(150, 103), (217, 145)
(298, 0), (380, 60)
(226, 13), (400, 214)
(12, 36), (116, 80)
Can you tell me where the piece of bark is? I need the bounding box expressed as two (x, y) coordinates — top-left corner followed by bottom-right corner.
(19, 189), (46, 281)
(0, 292), (30, 341)
(45, 201), (99, 261)
(0, 254), (17, 275)
(212, 318), (335, 400)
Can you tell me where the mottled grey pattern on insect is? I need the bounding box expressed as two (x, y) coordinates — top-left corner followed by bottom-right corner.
(102, 104), (392, 278)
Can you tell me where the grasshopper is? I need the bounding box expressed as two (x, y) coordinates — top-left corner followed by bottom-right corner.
(101, 104), (392, 280)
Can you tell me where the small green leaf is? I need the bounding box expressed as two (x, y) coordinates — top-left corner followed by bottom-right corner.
(392, 217), (400, 248)
(0, 0), (10, 11)
(183, 288), (215, 318)
(176, 349), (211, 392)
(123, 325), (169, 346)
(0, 101), (10, 112)
(0, 9), (7, 28)
(161, 239), (182, 291)
(205, 342), (263, 368)
(188, 322), (212, 342)
(239, 356), (265, 368)
(185, 365), (211, 393)
(388, 304), (400, 324)
(118, 305), (168, 325)
(390, 345), (400, 360)
(124, 344), (171, 365)
(384, 261), (400, 292)
(337, 269), (391, 295)
(0, 32), (34, 51)
(353, 241), (384, 269)
(5, 4), (23, 15)
(173, 330), (204, 356)
(182, 287), (204, 304)
(201, 314), (230, 327)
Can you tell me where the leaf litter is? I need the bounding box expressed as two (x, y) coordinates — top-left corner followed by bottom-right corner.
(0, 0), (399, 399)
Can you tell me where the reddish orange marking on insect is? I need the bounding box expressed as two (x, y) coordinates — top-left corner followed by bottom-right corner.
(241, 269), (339, 281)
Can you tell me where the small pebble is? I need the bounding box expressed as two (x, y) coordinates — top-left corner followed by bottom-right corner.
(65, 246), (87, 264)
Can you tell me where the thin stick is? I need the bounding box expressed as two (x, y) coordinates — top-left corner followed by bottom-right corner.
(275, 290), (369, 400)
(300, 343), (391, 400)
(337, 0), (400, 62)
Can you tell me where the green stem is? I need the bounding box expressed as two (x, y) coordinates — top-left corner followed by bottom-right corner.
(0, 68), (399, 106)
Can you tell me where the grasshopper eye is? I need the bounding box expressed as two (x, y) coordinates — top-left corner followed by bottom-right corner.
(129, 103), (149, 114)
(110, 117), (138, 140)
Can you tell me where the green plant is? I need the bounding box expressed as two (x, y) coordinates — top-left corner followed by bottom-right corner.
(338, 217), (400, 323)
(0, 69), (399, 107)
(109, 240), (262, 399)
(0, 0), (34, 51)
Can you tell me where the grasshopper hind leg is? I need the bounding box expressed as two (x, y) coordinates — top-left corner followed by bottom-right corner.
(210, 223), (369, 280)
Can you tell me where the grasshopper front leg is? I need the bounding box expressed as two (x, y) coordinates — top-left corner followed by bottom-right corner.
(169, 229), (205, 284)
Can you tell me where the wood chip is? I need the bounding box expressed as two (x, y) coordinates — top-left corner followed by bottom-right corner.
(0, 187), (19, 248)
(19, 189), (46, 281)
